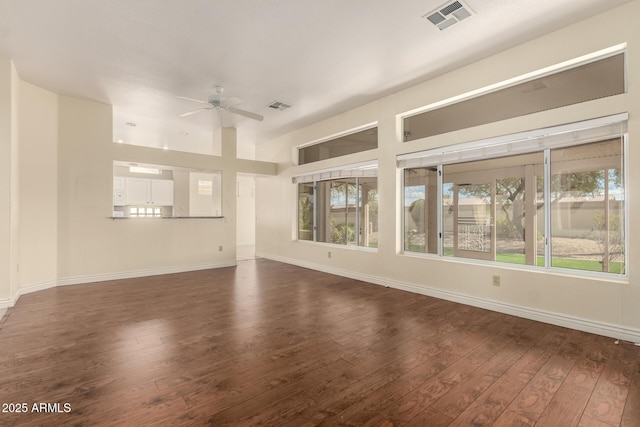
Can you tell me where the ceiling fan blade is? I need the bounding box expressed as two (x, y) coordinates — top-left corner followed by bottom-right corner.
(225, 96), (242, 106)
(178, 107), (212, 117)
(177, 96), (210, 106)
(226, 106), (264, 122)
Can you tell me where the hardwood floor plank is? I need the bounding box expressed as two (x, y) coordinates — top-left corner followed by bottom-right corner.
(429, 322), (549, 419)
(534, 383), (592, 427)
(580, 340), (637, 426)
(404, 407), (454, 427)
(578, 414), (622, 427)
(184, 358), (354, 425)
(562, 334), (610, 391)
(492, 409), (535, 427)
(284, 311), (500, 426)
(445, 329), (589, 427)
(337, 315), (531, 426)
(0, 259), (638, 427)
(621, 349), (640, 427)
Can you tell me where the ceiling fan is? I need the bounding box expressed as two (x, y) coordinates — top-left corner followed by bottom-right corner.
(177, 86), (264, 121)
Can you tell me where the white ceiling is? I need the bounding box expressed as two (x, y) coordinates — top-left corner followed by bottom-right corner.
(0, 0), (631, 156)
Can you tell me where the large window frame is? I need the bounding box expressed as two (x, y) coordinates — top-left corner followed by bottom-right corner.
(399, 114), (628, 278)
(402, 44), (626, 142)
(295, 163), (378, 249)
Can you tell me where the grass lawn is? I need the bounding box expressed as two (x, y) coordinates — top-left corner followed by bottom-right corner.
(497, 253), (624, 273)
(407, 246), (624, 274)
(495, 253), (544, 266)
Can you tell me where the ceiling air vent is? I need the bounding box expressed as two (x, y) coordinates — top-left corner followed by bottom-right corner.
(424, 0), (473, 31)
(267, 101), (292, 111)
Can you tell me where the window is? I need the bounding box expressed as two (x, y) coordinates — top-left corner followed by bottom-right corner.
(298, 183), (315, 241)
(296, 169), (378, 248)
(129, 207), (162, 218)
(403, 51), (625, 141)
(404, 168), (438, 254)
(298, 126), (378, 165)
(400, 115), (627, 276)
(441, 152), (545, 265)
(550, 139), (624, 273)
(198, 179), (213, 195)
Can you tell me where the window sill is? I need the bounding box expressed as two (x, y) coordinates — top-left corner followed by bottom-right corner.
(295, 239), (379, 253)
(400, 250), (629, 284)
(109, 216), (225, 219)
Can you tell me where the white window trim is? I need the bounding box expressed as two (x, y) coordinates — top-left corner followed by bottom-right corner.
(292, 160), (378, 184)
(397, 113), (628, 169)
(296, 122), (378, 150)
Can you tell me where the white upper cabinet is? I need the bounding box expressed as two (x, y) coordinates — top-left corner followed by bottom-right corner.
(123, 178), (174, 206)
(124, 178), (150, 205)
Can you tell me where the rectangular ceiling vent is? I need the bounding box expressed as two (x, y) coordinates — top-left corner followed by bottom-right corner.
(267, 101), (292, 111)
(424, 0), (474, 31)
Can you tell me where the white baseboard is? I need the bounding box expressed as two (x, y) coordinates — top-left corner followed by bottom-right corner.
(0, 260), (237, 309)
(0, 298), (15, 310)
(257, 252), (640, 344)
(0, 280), (59, 309)
(19, 279), (58, 296)
(57, 260), (237, 287)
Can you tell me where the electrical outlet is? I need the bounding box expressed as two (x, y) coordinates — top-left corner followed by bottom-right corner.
(492, 275), (500, 287)
(328, 251), (332, 258)
(218, 245), (223, 252)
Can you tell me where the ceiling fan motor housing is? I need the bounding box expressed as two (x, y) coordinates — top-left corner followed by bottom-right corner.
(208, 94), (225, 107)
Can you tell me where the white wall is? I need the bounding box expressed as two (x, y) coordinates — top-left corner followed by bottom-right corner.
(236, 174), (256, 246)
(17, 80), (58, 290)
(56, 97), (238, 281)
(256, 1), (640, 341)
(0, 65), (59, 306)
(0, 60), (16, 303)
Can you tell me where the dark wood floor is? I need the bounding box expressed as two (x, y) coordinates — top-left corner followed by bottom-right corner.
(1, 259), (638, 426)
